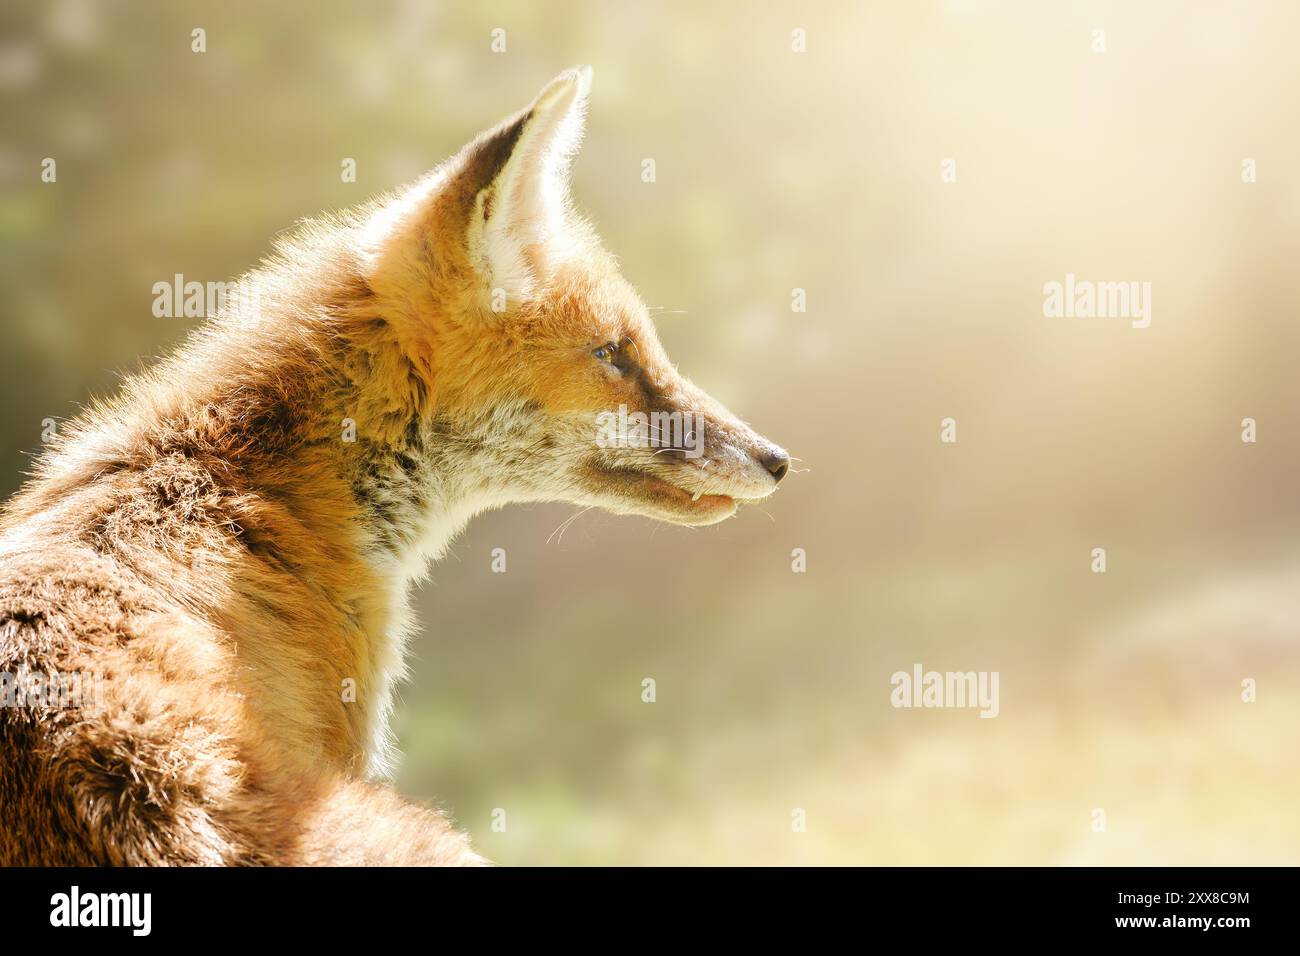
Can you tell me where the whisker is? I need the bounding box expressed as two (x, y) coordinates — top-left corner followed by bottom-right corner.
(546, 506), (594, 546)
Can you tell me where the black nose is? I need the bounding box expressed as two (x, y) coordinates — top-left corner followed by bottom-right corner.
(761, 448), (790, 483)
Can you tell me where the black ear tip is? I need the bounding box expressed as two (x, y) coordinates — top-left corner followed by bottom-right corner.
(460, 108), (532, 198)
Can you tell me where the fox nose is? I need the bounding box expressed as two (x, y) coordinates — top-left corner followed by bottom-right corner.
(760, 447), (790, 483)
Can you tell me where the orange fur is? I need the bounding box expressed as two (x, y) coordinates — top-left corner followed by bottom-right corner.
(0, 68), (786, 865)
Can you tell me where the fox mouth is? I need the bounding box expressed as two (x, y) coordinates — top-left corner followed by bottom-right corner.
(584, 463), (738, 525)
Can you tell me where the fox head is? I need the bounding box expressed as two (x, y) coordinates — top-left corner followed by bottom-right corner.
(335, 67), (789, 530)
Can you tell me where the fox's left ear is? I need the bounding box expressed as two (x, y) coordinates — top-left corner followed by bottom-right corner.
(455, 66), (592, 302)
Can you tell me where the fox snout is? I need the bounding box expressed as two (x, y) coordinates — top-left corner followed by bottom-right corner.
(686, 395), (789, 493)
(579, 376), (788, 526)
(679, 379), (789, 486)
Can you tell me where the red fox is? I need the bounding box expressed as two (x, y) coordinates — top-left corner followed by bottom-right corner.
(0, 67), (787, 865)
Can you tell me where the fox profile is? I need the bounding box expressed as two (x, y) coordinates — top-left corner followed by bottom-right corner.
(0, 67), (787, 865)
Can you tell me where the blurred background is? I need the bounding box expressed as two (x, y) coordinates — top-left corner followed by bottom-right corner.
(3, 0), (1299, 864)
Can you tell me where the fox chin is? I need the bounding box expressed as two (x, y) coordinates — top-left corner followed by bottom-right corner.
(0, 67), (788, 865)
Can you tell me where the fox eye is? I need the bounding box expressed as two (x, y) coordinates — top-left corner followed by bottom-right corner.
(593, 342), (618, 364)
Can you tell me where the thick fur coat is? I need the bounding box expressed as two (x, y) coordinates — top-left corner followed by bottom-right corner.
(0, 68), (786, 865)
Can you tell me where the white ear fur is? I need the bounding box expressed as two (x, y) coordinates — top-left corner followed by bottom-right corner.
(469, 66), (592, 303)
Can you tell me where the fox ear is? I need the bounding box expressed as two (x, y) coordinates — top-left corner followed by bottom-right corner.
(457, 66), (592, 303)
